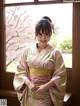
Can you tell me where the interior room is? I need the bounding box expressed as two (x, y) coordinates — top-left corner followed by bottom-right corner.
(0, 0), (80, 106)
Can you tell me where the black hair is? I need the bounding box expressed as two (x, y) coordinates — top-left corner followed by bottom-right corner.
(35, 19), (52, 36)
(42, 16), (52, 23)
(42, 16), (54, 33)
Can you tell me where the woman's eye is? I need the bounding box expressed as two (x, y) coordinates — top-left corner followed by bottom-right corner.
(46, 33), (49, 36)
(39, 33), (42, 36)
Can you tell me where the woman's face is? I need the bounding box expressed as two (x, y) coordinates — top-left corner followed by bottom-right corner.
(36, 30), (51, 47)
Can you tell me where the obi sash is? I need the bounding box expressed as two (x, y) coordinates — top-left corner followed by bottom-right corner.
(28, 67), (53, 99)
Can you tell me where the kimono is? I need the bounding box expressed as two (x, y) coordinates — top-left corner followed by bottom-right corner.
(13, 43), (67, 106)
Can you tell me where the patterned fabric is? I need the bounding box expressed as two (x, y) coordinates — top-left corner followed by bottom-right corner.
(13, 43), (67, 106)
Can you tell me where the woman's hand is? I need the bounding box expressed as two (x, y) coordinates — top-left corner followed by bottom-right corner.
(36, 79), (56, 94)
(24, 76), (56, 93)
(28, 82), (39, 92)
(24, 78), (39, 92)
(36, 84), (49, 94)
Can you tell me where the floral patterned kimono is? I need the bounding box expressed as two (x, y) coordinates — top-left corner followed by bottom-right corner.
(13, 43), (67, 106)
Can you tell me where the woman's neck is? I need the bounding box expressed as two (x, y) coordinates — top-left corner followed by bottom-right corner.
(36, 43), (48, 50)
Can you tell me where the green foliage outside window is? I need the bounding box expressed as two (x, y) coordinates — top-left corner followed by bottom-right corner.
(59, 37), (72, 53)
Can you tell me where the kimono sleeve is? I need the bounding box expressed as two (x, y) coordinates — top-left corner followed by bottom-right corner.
(13, 49), (29, 92)
(49, 50), (67, 106)
(52, 49), (67, 92)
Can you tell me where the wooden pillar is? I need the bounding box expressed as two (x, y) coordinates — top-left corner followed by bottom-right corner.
(0, 0), (6, 72)
(72, 3), (80, 95)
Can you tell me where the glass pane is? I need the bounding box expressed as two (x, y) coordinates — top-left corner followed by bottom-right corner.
(63, 0), (80, 2)
(5, 0), (34, 4)
(39, 0), (59, 1)
(5, 4), (72, 72)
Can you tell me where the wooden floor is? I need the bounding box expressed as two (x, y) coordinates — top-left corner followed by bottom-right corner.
(1, 91), (80, 106)
(0, 90), (72, 106)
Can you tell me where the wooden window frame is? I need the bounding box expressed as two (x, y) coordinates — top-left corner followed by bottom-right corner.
(1, 0), (80, 96)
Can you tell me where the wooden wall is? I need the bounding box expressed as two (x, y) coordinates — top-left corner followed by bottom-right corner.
(73, 3), (80, 95)
(0, 1), (80, 106)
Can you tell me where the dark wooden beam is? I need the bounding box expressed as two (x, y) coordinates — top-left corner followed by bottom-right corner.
(0, 0), (6, 72)
(72, 3), (80, 95)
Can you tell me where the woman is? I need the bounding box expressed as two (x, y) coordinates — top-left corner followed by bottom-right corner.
(13, 18), (67, 106)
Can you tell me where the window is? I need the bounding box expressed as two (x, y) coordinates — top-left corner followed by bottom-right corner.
(63, 0), (80, 2)
(39, 0), (59, 1)
(5, 2), (72, 72)
(0, 0), (80, 96)
(5, 0), (34, 4)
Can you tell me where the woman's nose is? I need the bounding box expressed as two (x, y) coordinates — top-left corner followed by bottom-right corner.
(41, 34), (46, 40)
